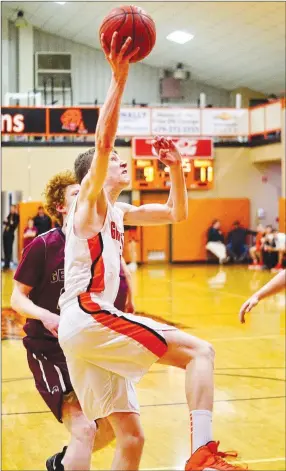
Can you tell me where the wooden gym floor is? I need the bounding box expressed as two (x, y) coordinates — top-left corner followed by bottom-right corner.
(2, 264), (285, 470)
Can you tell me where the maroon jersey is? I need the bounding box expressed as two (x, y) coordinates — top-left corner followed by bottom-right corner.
(14, 228), (65, 340)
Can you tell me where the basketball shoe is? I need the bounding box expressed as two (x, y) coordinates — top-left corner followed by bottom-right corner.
(185, 441), (248, 470)
(46, 446), (67, 471)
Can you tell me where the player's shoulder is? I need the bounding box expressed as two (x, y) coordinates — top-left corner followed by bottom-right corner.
(115, 202), (131, 215)
(38, 227), (64, 242)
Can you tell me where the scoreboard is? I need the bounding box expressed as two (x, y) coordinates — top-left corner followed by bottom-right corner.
(132, 138), (214, 190)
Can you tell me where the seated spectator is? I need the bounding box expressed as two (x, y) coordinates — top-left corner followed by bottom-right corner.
(33, 206), (52, 235)
(227, 221), (256, 262)
(261, 225), (277, 269)
(271, 230), (286, 272)
(206, 219), (228, 264)
(248, 224), (265, 269)
(23, 218), (38, 249)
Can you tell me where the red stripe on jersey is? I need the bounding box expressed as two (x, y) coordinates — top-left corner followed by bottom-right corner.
(78, 293), (167, 358)
(86, 234), (105, 293)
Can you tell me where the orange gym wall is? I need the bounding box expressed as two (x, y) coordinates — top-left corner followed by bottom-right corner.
(2, 144), (282, 263)
(279, 198), (285, 233)
(172, 198), (250, 262)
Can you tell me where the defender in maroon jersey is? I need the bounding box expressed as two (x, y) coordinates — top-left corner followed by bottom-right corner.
(11, 171), (135, 471)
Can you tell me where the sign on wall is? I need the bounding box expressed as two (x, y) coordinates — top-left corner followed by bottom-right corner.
(151, 108), (201, 136)
(132, 137), (213, 159)
(117, 108), (151, 136)
(49, 107), (99, 135)
(1, 107), (47, 135)
(201, 108), (249, 136)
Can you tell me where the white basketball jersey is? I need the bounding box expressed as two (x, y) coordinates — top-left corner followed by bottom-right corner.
(59, 196), (124, 310)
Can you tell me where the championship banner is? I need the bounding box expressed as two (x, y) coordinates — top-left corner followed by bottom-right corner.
(48, 107), (99, 135)
(132, 137), (213, 159)
(1, 107), (46, 135)
(201, 108), (249, 136)
(117, 108), (151, 136)
(151, 108), (200, 136)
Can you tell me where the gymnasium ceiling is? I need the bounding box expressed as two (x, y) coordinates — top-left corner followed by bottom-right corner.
(2, 1), (286, 95)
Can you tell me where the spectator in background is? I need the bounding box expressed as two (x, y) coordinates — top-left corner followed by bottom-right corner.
(248, 224), (265, 269)
(33, 206), (52, 235)
(271, 229), (286, 272)
(261, 225), (277, 269)
(206, 219), (228, 264)
(2, 204), (20, 270)
(227, 221), (256, 262)
(23, 218), (38, 249)
(125, 225), (139, 272)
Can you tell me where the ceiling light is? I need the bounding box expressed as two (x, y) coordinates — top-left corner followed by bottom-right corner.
(55, 2), (66, 4)
(167, 31), (194, 45)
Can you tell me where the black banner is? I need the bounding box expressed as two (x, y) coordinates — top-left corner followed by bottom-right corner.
(1, 107), (99, 136)
(49, 107), (99, 135)
(1, 107), (46, 135)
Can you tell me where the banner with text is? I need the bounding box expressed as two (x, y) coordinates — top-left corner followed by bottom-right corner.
(201, 108), (249, 136)
(117, 108), (151, 136)
(151, 108), (200, 136)
(132, 137), (213, 159)
(1, 107), (47, 135)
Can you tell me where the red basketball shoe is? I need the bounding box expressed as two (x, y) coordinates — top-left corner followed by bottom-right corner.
(185, 441), (248, 470)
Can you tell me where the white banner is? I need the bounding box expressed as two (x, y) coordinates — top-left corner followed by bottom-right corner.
(201, 109), (249, 136)
(117, 108), (151, 136)
(151, 108), (200, 136)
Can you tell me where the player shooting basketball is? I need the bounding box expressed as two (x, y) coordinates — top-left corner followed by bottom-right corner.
(58, 32), (247, 471)
(11, 170), (135, 471)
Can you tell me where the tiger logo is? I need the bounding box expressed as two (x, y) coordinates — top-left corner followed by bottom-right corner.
(60, 109), (88, 133)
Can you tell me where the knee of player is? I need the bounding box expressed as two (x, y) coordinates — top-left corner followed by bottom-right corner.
(76, 420), (97, 444)
(197, 341), (215, 362)
(120, 429), (145, 452)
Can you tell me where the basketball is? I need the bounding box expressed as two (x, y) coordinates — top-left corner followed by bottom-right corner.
(99, 5), (156, 63)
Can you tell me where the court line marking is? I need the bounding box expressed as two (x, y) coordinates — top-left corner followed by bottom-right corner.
(209, 334), (283, 342)
(2, 395), (285, 417)
(150, 457), (286, 469)
(3, 366), (285, 383)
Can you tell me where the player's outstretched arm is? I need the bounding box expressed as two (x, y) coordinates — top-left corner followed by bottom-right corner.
(11, 282), (60, 337)
(239, 269), (285, 323)
(117, 137), (188, 226)
(79, 33), (139, 204)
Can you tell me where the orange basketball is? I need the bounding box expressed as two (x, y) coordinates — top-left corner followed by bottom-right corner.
(99, 5), (156, 63)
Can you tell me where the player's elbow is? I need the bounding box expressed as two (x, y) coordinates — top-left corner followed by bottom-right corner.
(96, 136), (114, 156)
(10, 290), (19, 312)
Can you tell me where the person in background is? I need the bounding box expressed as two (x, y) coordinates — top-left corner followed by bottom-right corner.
(248, 223), (265, 269)
(33, 206), (52, 235)
(125, 225), (139, 272)
(3, 204), (20, 270)
(23, 218), (38, 249)
(227, 220), (256, 262)
(206, 219), (228, 264)
(261, 225), (277, 269)
(271, 229), (286, 272)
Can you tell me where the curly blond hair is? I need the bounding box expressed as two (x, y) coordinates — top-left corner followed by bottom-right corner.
(43, 170), (77, 224)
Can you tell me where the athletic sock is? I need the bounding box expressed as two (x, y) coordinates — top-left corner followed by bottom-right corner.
(190, 410), (213, 454)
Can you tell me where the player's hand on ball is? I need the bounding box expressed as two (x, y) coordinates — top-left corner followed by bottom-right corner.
(152, 136), (182, 167)
(239, 295), (259, 323)
(100, 32), (140, 81)
(42, 312), (60, 338)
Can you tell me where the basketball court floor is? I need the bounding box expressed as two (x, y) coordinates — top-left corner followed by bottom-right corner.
(2, 264), (285, 470)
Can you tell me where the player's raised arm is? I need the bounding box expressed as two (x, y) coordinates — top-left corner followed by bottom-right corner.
(239, 269), (286, 323)
(117, 137), (188, 225)
(79, 32), (139, 204)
